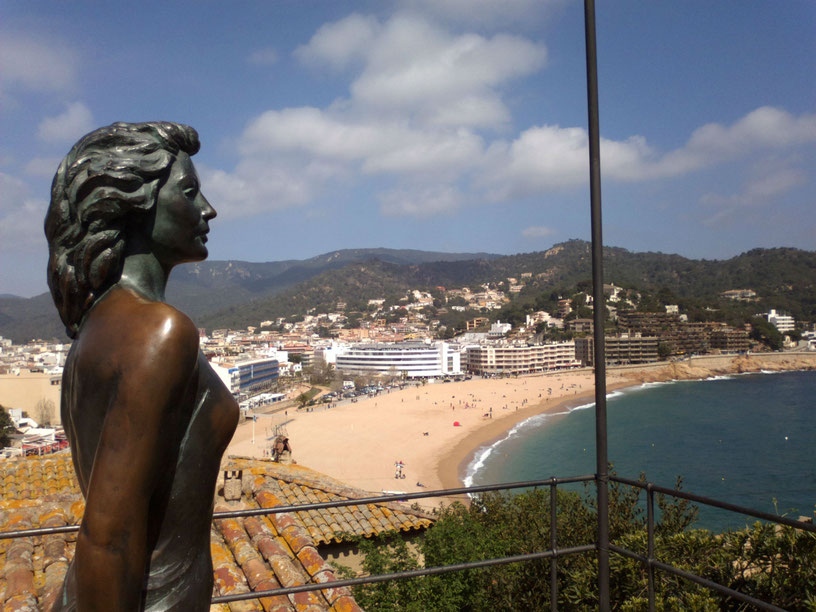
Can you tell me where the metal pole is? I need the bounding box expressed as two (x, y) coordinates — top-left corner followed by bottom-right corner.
(550, 479), (558, 611)
(647, 484), (656, 611)
(583, 0), (610, 609)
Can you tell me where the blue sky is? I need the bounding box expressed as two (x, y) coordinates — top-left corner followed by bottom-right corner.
(1, 0), (814, 297)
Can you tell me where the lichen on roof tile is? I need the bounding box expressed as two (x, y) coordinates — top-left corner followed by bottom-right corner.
(0, 456), (374, 611)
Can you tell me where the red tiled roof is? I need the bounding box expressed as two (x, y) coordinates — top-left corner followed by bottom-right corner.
(224, 457), (434, 546)
(0, 455), (434, 611)
(0, 454), (78, 500)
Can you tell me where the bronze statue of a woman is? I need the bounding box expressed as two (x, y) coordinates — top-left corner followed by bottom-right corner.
(45, 122), (239, 610)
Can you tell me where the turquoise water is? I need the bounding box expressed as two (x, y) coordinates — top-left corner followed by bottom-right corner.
(467, 370), (816, 532)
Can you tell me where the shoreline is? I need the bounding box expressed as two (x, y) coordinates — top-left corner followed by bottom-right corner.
(437, 379), (633, 494)
(439, 353), (816, 497)
(225, 353), (816, 507)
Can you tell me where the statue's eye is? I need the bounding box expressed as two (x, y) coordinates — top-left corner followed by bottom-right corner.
(183, 185), (198, 199)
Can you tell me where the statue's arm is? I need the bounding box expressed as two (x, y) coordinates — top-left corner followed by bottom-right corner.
(75, 307), (199, 611)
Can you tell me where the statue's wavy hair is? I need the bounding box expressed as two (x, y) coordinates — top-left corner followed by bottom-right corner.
(45, 121), (200, 338)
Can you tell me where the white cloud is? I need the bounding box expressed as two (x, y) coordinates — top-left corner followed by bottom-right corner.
(247, 47), (278, 66)
(210, 12), (552, 219)
(294, 14), (380, 71)
(362, 128), (483, 175)
(37, 102), (94, 144)
(480, 125), (653, 196)
(24, 157), (61, 178)
(482, 125), (589, 197)
(648, 107), (816, 179)
(701, 165), (807, 209)
(0, 173), (28, 213)
(480, 107), (816, 199)
(240, 107), (484, 176)
(521, 225), (555, 238)
(349, 15), (546, 128)
(201, 12), (551, 220)
(241, 107), (388, 161)
(379, 184), (462, 217)
(0, 173), (47, 251)
(297, 14), (546, 129)
(686, 107), (816, 159)
(217, 7), (816, 223)
(0, 199), (45, 251)
(0, 34), (78, 94)
(200, 158), (347, 219)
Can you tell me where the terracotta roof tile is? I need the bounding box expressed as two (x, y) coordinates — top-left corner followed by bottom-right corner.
(222, 456), (435, 546)
(0, 495), (77, 612)
(212, 512), (292, 611)
(0, 455), (79, 502)
(1, 454), (432, 610)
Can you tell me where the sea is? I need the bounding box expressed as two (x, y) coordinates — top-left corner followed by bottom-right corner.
(465, 370), (816, 532)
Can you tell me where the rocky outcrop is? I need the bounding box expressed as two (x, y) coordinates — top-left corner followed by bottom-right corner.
(614, 352), (816, 385)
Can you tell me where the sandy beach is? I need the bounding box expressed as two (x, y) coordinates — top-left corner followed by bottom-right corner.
(227, 370), (631, 504)
(226, 352), (816, 507)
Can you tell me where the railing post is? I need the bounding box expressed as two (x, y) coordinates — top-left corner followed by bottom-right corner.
(647, 483), (655, 612)
(550, 478), (558, 611)
(583, 0), (610, 609)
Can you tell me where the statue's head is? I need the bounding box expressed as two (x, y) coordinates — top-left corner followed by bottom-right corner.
(45, 121), (201, 338)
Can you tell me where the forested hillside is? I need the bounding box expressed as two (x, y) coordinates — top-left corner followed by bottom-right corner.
(198, 241), (816, 332)
(2, 241), (814, 342)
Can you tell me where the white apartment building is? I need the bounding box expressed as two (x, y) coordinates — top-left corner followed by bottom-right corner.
(335, 342), (462, 378)
(525, 311), (564, 330)
(465, 342), (580, 375)
(210, 357), (280, 396)
(766, 309), (795, 333)
(488, 320), (512, 337)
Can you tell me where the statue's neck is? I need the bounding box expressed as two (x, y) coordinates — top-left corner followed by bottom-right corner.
(118, 252), (171, 302)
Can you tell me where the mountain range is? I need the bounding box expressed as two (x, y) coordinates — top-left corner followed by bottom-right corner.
(1, 241), (814, 343)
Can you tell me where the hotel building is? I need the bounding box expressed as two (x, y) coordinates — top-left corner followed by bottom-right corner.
(211, 357), (280, 396)
(574, 334), (659, 366)
(464, 342), (581, 375)
(335, 342), (461, 378)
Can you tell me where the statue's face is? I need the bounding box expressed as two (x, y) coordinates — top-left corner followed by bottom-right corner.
(151, 152), (215, 267)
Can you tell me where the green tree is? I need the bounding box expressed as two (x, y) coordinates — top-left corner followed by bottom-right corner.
(0, 405), (15, 447)
(344, 480), (815, 610)
(305, 358), (335, 386)
(749, 317), (784, 351)
(35, 398), (55, 427)
(437, 325), (456, 339)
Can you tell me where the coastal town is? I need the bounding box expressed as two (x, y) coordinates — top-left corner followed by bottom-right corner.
(2, 275), (814, 461)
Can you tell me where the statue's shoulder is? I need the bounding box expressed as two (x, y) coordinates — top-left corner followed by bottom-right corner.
(81, 290), (200, 365)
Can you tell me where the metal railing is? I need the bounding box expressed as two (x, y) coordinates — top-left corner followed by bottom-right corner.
(211, 476), (815, 610)
(610, 475), (815, 612)
(2, 474), (812, 610)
